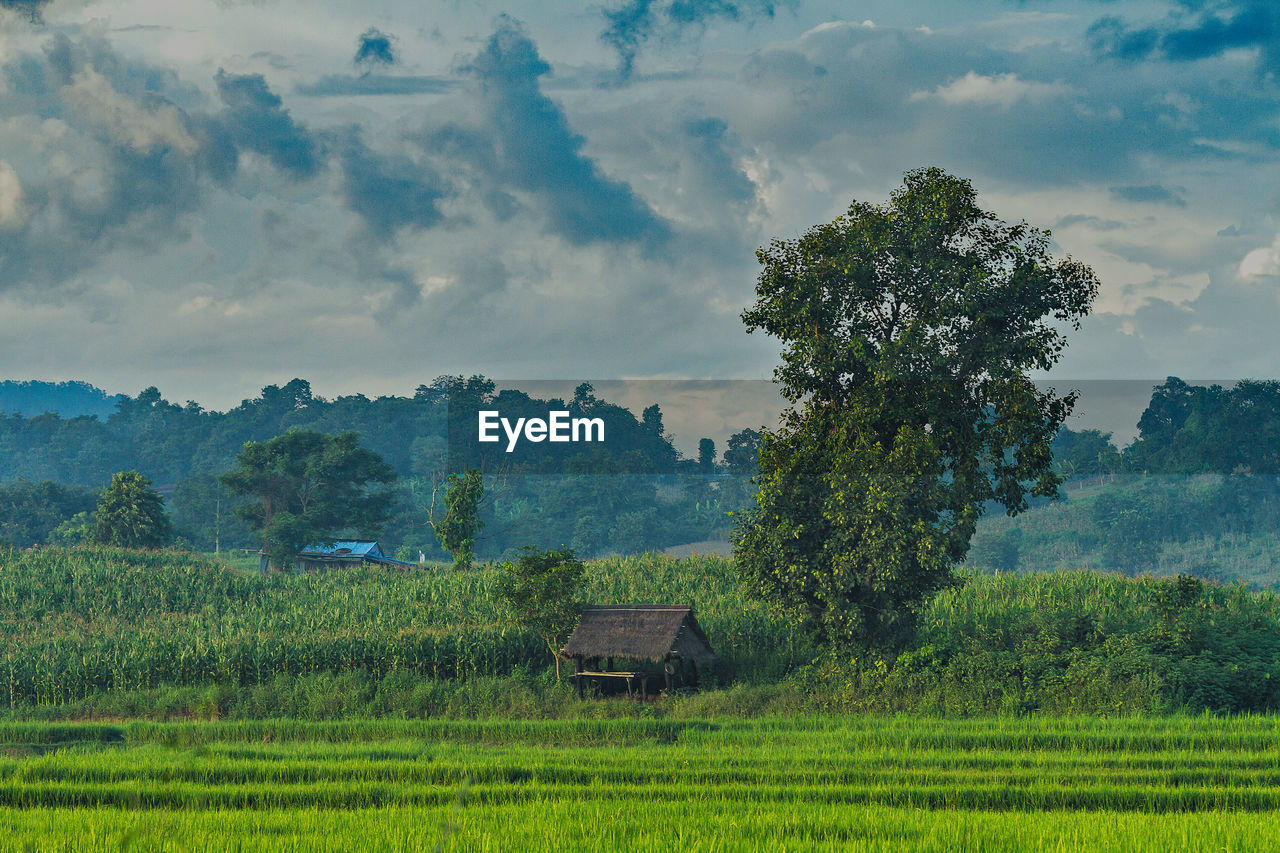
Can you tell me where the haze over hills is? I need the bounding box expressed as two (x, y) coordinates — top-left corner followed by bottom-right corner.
(0, 381), (124, 420)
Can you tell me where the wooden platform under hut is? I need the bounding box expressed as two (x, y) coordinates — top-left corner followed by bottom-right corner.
(559, 604), (715, 699)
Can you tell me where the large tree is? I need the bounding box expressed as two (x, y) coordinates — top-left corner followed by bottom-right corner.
(90, 470), (173, 549)
(220, 430), (395, 571)
(734, 167), (1099, 650)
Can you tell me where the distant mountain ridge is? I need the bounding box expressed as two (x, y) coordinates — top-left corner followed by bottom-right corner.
(0, 380), (123, 420)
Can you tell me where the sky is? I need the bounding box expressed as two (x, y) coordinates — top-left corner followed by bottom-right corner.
(1, 0), (1278, 415)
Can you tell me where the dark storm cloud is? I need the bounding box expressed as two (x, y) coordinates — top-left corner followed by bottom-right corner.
(600, 0), (793, 78)
(295, 75), (456, 97)
(1109, 184), (1188, 207)
(355, 27), (396, 67)
(214, 70), (321, 179)
(337, 132), (448, 239)
(459, 16), (669, 249)
(1088, 3), (1280, 72)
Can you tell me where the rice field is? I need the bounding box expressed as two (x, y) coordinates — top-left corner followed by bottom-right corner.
(1, 715), (1279, 851)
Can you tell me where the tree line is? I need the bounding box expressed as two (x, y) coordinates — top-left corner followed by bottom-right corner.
(0, 377), (765, 557)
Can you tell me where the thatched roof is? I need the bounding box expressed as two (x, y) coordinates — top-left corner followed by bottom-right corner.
(560, 605), (715, 664)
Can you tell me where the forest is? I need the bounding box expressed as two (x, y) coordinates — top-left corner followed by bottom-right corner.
(1, 376), (1278, 571)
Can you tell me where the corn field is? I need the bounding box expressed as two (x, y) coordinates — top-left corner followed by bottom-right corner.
(0, 547), (799, 709)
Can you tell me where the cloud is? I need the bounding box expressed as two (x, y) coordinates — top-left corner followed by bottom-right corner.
(0, 161), (25, 227)
(62, 67), (198, 154)
(1109, 184), (1188, 207)
(1086, 17), (1162, 62)
(459, 16), (669, 249)
(0, 36), (227, 293)
(678, 115), (756, 206)
(295, 75), (456, 97)
(337, 132), (448, 239)
(1238, 233), (1280, 278)
(601, 0), (792, 79)
(0, 0), (49, 23)
(910, 71), (1076, 109)
(354, 27), (396, 67)
(214, 70), (321, 179)
(727, 15), (1280, 197)
(1088, 3), (1280, 73)
(1055, 214), (1125, 231)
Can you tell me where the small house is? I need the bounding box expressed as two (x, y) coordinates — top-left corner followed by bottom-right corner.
(294, 540), (416, 571)
(560, 604), (715, 698)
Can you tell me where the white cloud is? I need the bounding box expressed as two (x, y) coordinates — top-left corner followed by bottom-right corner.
(1239, 233), (1280, 278)
(910, 71), (1075, 109)
(61, 68), (198, 155)
(0, 159), (25, 227)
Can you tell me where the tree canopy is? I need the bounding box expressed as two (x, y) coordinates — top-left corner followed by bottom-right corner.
(734, 167), (1099, 649)
(219, 430), (396, 570)
(90, 470), (173, 549)
(491, 546), (585, 681)
(432, 469), (484, 568)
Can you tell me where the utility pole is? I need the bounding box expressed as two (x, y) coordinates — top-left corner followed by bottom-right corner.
(214, 497), (221, 556)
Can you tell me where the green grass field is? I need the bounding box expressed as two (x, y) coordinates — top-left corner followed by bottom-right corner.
(1, 715), (1279, 851)
(7, 547), (1280, 848)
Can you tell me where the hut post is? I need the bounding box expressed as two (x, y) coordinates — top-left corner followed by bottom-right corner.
(574, 656), (584, 699)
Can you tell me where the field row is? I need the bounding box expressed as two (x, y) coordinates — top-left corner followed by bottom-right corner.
(1, 716), (1280, 850)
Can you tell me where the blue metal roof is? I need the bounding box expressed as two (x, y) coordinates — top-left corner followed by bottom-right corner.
(298, 540), (383, 558)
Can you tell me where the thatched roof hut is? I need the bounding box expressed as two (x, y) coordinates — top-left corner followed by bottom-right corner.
(560, 605), (715, 697)
(561, 604), (715, 663)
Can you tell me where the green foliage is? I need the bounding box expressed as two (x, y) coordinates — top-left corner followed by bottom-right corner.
(697, 438), (716, 472)
(491, 547), (585, 680)
(0, 549), (789, 712)
(967, 474), (1280, 584)
(1052, 428), (1123, 481)
(434, 469), (484, 568)
(219, 430), (395, 570)
(90, 470), (173, 549)
(0, 479), (96, 546)
(169, 473), (251, 553)
(4, 548), (1280, 718)
(1126, 377), (1280, 474)
(737, 414), (955, 648)
(723, 428), (763, 477)
(51, 511), (93, 546)
(0, 375), (759, 558)
(735, 167), (1099, 651)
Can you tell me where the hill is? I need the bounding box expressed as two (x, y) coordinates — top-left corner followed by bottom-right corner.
(968, 474), (1280, 588)
(0, 380), (123, 419)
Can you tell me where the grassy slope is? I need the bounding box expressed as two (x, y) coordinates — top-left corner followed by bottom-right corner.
(969, 474), (1280, 587)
